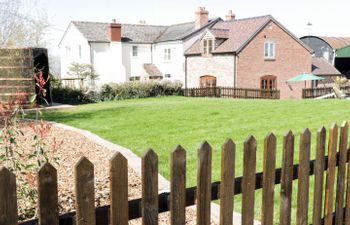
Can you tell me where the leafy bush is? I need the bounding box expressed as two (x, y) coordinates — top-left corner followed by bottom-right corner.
(100, 80), (183, 100)
(51, 87), (97, 105)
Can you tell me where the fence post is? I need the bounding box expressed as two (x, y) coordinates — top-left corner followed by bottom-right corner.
(196, 141), (212, 225)
(75, 157), (96, 225)
(312, 126), (326, 225)
(38, 163), (59, 225)
(261, 133), (276, 225)
(110, 152), (128, 225)
(0, 167), (18, 225)
(280, 130), (294, 225)
(296, 128), (311, 225)
(170, 145), (186, 225)
(242, 136), (257, 225)
(335, 122), (348, 225)
(220, 139), (235, 225)
(324, 124), (338, 225)
(142, 149), (159, 225)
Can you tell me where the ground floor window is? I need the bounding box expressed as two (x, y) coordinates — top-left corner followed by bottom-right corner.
(200, 75), (217, 88)
(130, 76), (140, 81)
(260, 75), (277, 90)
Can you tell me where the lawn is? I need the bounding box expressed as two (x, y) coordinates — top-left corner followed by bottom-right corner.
(39, 96), (350, 223)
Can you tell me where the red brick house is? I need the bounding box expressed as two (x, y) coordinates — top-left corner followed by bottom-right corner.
(185, 14), (313, 99)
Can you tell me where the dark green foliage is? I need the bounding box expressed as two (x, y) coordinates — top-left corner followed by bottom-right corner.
(100, 80), (183, 100)
(51, 87), (96, 105)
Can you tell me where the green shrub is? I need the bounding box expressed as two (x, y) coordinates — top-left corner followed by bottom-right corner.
(51, 87), (97, 105)
(100, 80), (183, 100)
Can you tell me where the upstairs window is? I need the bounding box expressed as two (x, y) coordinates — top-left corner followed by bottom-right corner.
(65, 46), (71, 58)
(203, 39), (213, 54)
(164, 48), (171, 61)
(78, 45), (82, 59)
(264, 41), (275, 59)
(132, 46), (138, 57)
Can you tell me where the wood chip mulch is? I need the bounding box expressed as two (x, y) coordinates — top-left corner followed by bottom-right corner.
(2, 122), (217, 224)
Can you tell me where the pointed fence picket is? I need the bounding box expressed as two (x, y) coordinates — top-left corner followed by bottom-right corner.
(1, 122), (350, 225)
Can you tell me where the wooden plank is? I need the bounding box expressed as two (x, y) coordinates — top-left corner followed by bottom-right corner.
(110, 152), (128, 225)
(324, 123), (338, 225)
(196, 141), (212, 225)
(261, 133), (276, 225)
(312, 126), (326, 225)
(335, 121), (348, 225)
(142, 149), (158, 225)
(242, 135), (257, 225)
(0, 167), (18, 225)
(170, 145), (186, 225)
(220, 139), (235, 225)
(296, 128), (311, 225)
(38, 163), (59, 225)
(279, 130), (294, 225)
(346, 128), (350, 225)
(75, 157), (96, 225)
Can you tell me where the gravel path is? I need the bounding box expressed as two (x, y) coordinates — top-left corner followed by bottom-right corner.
(4, 122), (218, 224)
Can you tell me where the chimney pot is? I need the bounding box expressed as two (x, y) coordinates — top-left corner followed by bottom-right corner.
(225, 10), (236, 21)
(195, 6), (209, 29)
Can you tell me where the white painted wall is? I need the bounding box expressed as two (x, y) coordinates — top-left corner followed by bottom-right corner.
(186, 55), (235, 88)
(90, 42), (125, 85)
(153, 41), (185, 83)
(122, 43), (152, 80)
(59, 23), (91, 78)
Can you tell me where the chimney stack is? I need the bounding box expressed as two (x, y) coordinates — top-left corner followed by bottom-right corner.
(108, 19), (121, 42)
(225, 10), (236, 21)
(195, 7), (209, 29)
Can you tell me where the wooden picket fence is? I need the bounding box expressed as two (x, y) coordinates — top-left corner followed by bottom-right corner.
(183, 87), (280, 99)
(302, 86), (350, 98)
(1, 122), (350, 225)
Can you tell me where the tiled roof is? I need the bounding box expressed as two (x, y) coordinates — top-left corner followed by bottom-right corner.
(312, 57), (341, 75)
(185, 15), (312, 55)
(72, 21), (110, 42)
(186, 15), (271, 55)
(71, 18), (220, 44)
(209, 28), (229, 39)
(143, 64), (163, 77)
(122, 24), (167, 43)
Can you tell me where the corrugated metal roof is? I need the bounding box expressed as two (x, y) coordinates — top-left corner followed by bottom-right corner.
(318, 36), (350, 50)
(336, 45), (350, 58)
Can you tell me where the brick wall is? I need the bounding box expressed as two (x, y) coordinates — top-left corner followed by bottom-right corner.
(237, 21), (312, 99)
(186, 54), (235, 88)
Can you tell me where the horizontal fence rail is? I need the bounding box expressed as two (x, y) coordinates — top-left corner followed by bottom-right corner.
(302, 86), (350, 98)
(2, 122), (349, 225)
(183, 87), (280, 99)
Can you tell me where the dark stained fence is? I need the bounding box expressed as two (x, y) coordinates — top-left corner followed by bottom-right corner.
(183, 87), (280, 99)
(2, 122), (350, 224)
(302, 86), (350, 98)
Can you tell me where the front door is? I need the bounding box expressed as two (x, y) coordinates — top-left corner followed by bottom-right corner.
(260, 75), (277, 97)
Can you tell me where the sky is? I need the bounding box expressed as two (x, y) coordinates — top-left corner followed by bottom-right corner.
(38, 0), (350, 53)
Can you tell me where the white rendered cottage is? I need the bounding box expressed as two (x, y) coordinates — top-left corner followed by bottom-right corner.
(59, 7), (222, 86)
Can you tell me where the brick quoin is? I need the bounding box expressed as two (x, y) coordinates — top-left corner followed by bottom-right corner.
(236, 21), (312, 99)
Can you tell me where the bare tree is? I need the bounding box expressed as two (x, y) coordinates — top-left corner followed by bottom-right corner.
(0, 0), (50, 47)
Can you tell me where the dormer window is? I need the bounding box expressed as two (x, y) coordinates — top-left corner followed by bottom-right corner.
(203, 39), (213, 54)
(264, 40), (275, 59)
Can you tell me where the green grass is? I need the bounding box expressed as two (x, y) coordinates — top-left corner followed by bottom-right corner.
(39, 96), (350, 223)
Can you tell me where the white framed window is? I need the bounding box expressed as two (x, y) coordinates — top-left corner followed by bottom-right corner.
(132, 46), (138, 57)
(203, 39), (213, 54)
(65, 46), (71, 58)
(164, 48), (171, 61)
(78, 45), (82, 59)
(164, 74), (171, 78)
(264, 41), (275, 59)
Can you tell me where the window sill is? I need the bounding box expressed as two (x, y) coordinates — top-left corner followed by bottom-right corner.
(202, 53), (213, 57)
(264, 58), (275, 61)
